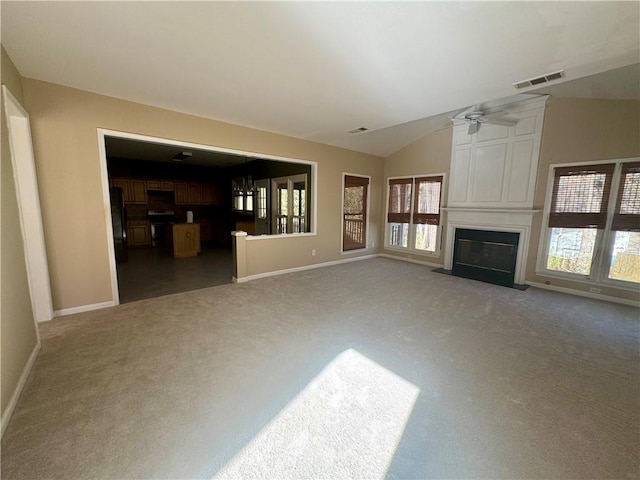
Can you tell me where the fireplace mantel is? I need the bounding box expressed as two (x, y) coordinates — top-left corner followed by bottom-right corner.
(443, 207), (540, 214)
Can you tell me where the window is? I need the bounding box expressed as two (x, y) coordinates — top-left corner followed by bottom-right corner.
(385, 175), (444, 254)
(342, 175), (369, 251)
(541, 160), (640, 286)
(272, 174), (308, 234)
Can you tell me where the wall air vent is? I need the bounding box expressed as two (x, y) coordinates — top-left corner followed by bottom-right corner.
(513, 69), (565, 89)
(348, 127), (369, 134)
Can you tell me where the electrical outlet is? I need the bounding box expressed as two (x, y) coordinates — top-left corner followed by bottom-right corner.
(589, 287), (601, 294)
(311, 249), (316, 256)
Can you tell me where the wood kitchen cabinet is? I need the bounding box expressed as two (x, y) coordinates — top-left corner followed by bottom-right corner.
(174, 182), (189, 204)
(127, 220), (151, 247)
(110, 177), (147, 204)
(175, 182), (219, 205)
(188, 183), (202, 204)
(167, 223), (200, 258)
(147, 180), (174, 191)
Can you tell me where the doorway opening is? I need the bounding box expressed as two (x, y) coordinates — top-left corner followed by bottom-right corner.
(98, 130), (315, 304)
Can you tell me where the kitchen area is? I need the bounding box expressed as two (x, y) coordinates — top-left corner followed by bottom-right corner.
(106, 140), (238, 303)
(105, 135), (313, 303)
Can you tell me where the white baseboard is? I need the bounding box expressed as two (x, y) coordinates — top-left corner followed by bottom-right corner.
(526, 281), (640, 307)
(53, 300), (115, 318)
(379, 253), (443, 269)
(1, 340), (40, 438)
(235, 254), (380, 283)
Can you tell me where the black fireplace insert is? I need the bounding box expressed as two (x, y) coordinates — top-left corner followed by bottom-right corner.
(452, 228), (520, 287)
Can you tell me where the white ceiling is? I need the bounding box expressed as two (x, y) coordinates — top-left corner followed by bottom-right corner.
(2, 2), (639, 157)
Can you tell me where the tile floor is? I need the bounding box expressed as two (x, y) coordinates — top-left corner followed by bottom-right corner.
(116, 246), (233, 303)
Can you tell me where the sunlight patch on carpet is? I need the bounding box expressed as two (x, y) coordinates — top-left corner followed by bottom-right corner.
(214, 349), (420, 479)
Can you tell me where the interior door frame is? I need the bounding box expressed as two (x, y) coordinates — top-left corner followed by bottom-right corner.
(97, 129), (318, 305)
(2, 85), (53, 323)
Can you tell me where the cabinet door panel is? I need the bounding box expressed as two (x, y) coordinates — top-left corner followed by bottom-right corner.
(127, 223), (150, 246)
(130, 180), (147, 204)
(175, 183), (189, 204)
(188, 183), (202, 204)
(111, 178), (132, 203)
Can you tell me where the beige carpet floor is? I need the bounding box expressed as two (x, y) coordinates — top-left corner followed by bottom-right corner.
(2, 258), (639, 479)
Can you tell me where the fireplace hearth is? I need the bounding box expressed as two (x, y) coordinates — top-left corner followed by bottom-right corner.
(452, 228), (520, 287)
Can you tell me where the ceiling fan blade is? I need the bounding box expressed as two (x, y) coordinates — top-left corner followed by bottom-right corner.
(468, 122), (480, 135)
(483, 110), (509, 119)
(484, 118), (517, 127)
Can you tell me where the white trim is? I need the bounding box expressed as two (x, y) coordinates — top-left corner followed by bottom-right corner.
(53, 300), (115, 318)
(234, 254), (379, 283)
(96, 128), (319, 306)
(2, 86), (53, 324)
(1, 341), (40, 438)
(443, 208), (540, 214)
(245, 232), (316, 241)
(97, 131), (120, 306)
(379, 253), (443, 269)
(526, 281), (640, 308)
(533, 270), (640, 293)
(341, 172), (372, 253)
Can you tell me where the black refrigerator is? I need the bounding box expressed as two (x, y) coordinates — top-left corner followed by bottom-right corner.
(110, 187), (128, 263)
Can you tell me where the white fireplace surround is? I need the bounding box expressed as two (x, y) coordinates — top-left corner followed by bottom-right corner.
(443, 208), (538, 285)
(443, 96), (547, 286)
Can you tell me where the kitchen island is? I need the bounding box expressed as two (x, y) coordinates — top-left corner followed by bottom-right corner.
(166, 223), (201, 258)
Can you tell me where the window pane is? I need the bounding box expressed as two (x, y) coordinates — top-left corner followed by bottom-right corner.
(389, 223), (409, 248)
(547, 227), (597, 275)
(415, 224), (438, 252)
(554, 173), (607, 213)
(344, 184), (366, 250)
(619, 171), (640, 214)
(416, 181), (441, 214)
(277, 183), (288, 215)
(345, 186), (364, 215)
(389, 183), (412, 214)
(257, 186), (267, 219)
(609, 231), (640, 283)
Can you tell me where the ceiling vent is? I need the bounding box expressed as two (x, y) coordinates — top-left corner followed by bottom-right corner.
(513, 70), (565, 89)
(347, 127), (369, 134)
(172, 151), (192, 162)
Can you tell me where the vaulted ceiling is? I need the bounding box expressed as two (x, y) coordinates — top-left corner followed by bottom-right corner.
(2, 1), (639, 157)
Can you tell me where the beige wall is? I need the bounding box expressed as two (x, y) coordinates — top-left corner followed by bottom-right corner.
(21, 79), (384, 310)
(526, 97), (640, 301)
(382, 126), (452, 265)
(382, 97), (640, 301)
(1, 47), (39, 417)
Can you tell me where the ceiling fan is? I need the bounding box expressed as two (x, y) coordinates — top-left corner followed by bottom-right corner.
(451, 105), (517, 135)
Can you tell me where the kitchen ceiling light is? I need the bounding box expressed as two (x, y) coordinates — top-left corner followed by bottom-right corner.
(172, 151), (192, 162)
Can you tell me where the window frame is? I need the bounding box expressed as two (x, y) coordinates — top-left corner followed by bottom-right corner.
(536, 158), (640, 291)
(341, 173), (371, 254)
(384, 173), (445, 257)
